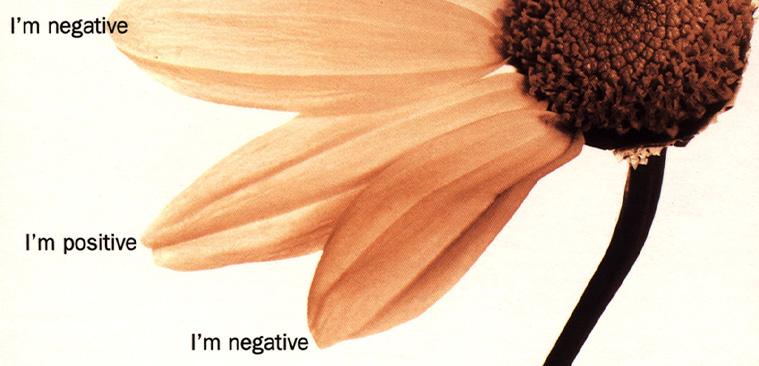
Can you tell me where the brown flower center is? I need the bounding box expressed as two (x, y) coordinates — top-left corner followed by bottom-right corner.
(501, 0), (755, 149)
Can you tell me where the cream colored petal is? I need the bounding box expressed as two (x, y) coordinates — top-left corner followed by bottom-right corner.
(445, 0), (509, 25)
(143, 73), (538, 271)
(125, 60), (498, 114)
(151, 187), (362, 271)
(307, 109), (583, 348)
(111, 0), (503, 112)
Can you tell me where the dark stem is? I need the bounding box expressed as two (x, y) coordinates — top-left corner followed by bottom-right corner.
(543, 148), (667, 366)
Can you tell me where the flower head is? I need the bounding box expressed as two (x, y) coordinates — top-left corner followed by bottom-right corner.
(111, 0), (755, 353)
(501, 0), (755, 149)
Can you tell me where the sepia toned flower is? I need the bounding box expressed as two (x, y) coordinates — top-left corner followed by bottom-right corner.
(110, 0), (755, 360)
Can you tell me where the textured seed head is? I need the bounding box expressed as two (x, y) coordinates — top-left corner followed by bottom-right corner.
(501, 0), (755, 149)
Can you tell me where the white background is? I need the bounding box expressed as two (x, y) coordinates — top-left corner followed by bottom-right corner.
(2, 1), (758, 365)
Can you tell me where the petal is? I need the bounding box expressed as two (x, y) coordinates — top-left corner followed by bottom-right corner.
(308, 108), (583, 347)
(445, 0), (509, 25)
(144, 72), (539, 271)
(110, 0), (503, 112)
(151, 187), (362, 270)
(123, 61), (499, 115)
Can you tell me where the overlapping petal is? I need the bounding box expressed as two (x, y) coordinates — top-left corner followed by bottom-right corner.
(144, 73), (545, 271)
(445, 0), (508, 24)
(307, 109), (583, 347)
(110, 0), (504, 113)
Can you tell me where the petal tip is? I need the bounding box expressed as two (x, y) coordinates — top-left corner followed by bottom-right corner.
(140, 227), (159, 249)
(151, 248), (179, 270)
(309, 331), (337, 350)
(306, 292), (353, 349)
(140, 216), (171, 249)
(151, 247), (198, 272)
(307, 319), (343, 349)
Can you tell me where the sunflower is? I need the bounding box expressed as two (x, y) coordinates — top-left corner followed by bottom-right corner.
(110, 0), (755, 362)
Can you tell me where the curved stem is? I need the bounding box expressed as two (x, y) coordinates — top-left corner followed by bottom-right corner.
(543, 148), (667, 366)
